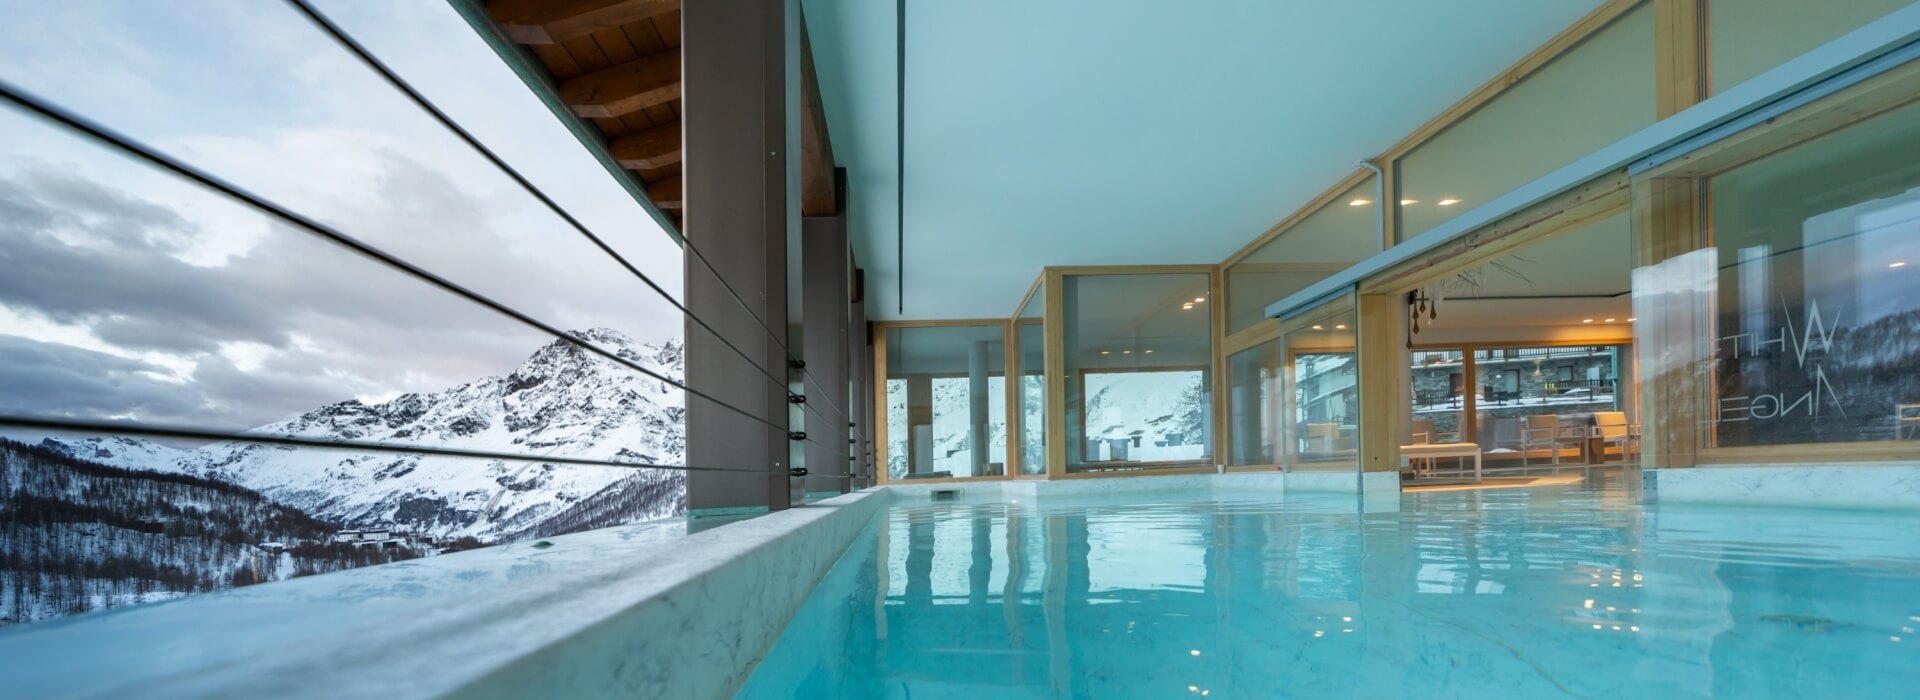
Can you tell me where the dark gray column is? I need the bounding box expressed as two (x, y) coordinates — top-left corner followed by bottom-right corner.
(850, 281), (873, 488)
(683, 0), (801, 515)
(803, 194), (849, 494)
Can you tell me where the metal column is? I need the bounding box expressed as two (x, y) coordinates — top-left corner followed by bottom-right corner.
(683, 0), (802, 515)
(803, 171), (850, 494)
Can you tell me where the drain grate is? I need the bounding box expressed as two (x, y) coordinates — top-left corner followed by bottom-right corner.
(931, 489), (959, 501)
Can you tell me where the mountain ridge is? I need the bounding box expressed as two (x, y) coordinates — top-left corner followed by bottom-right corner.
(35, 328), (688, 542)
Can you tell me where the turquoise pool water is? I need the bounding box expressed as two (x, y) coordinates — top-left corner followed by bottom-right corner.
(739, 473), (1920, 698)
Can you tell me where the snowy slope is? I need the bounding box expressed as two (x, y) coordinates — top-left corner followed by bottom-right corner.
(38, 329), (687, 543)
(31, 436), (185, 474)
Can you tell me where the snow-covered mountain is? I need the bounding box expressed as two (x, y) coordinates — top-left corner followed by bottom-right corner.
(36, 329), (687, 542)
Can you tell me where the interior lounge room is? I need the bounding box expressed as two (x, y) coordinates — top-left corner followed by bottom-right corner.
(1395, 208), (1639, 484)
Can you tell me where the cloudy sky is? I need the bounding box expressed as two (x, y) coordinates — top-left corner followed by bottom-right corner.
(0, 1), (685, 431)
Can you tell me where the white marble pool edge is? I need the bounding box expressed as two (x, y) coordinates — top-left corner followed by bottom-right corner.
(1648, 462), (1920, 511)
(41, 464), (1920, 699)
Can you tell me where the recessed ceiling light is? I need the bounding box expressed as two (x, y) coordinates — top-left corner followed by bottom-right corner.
(1437, 198), (1460, 206)
(1628, 317), (1637, 322)
(1311, 325), (1324, 330)
(1400, 199), (1418, 205)
(1893, 261), (1908, 268)
(1101, 350), (1111, 355)
(1193, 297), (1206, 303)
(1144, 349), (1154, 354)
(1604, 318), (1616, 323)
(1349, 198), (1372, 206)
(1181, 303), (1193, 310)
(1335, 324), (1348, 330)
(1122, 350), (1132, 354)
(1583, 319), (1595, 323)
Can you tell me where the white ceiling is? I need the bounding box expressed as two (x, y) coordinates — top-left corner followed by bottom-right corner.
(802, 0), (1607, 320)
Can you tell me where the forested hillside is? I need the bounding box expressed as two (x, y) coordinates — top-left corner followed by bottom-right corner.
(0, 439), (420, 626)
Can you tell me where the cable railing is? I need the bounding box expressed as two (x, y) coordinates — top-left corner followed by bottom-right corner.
(0, 77), (848, 477)
(284, 0), (850, 428)
(0, 415), (845, 479)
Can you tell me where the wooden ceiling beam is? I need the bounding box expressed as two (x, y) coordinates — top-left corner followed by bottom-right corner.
(799, 18), (837, 217)
(647, 175), (683, 210)
(610, 122), (681, 170)
(559, 48), (681, 119)
(488, 0), (679, 45)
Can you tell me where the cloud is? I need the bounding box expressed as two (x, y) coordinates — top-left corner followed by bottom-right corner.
(0, 335), (203, 421)
(0, 1), (689, 433)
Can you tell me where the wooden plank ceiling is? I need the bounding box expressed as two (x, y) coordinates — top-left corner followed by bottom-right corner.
(484, 0), (839, 230)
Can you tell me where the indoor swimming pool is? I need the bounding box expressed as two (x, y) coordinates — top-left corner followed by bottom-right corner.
(740, 475), (1920, 698)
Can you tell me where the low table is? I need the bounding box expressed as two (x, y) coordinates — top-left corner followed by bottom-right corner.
(1401, 442), (1483, 483)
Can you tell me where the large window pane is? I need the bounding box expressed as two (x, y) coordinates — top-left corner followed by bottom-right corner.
(1704, 99), (1920, 448)
(1224, 177), (1377, 334)
(1282, 298), (1359, 472)
(1410, 349), (1469, 445)
(1397, 5), (1654, 241)
(1708, 0), (1910, 95)
(1063, 273), (1212, 473)
(885, 326), (1008, 479)
(1473, 345), (1627, 465)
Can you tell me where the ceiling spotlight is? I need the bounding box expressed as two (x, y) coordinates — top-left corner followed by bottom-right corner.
(1349, 198), (1372, 206)
(1193, 297), (1206, 303)
(1437, 198), (1461, 206)
(1335, 324), (1348, 330)
(1893, 261), (1908, 268)
(1122, 350), (1132, 354)
(1311, 325), (1324, 330)
(1582, 319), (1595, 323)
(1145, 349), (1155, 354)
(1400, 199), (1418, 205)
(1101, 350), (1111, 355)
(1604, 318), (1616, 323)
(1628, 317), (1637, 322)
(1181, 303), (1194, 310)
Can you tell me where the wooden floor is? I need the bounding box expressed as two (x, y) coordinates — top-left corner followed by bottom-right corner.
(1402, 472), (1588, 493)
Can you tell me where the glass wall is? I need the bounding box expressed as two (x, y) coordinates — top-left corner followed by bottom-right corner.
(1707, 0), (1910, 95)
(1702, 98), (1920, 448)
(1224, 176), (1379, 334)
(1062, 272), (1213, 473)
(1014, 283), (1047, 476)
(1281, 297), (1360, 472)
(1226, 337), (1284, 467)
(884, 325), (1009, 480)
(1396, 4), (1654, 241)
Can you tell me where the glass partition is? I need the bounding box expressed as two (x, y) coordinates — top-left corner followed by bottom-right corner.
(1062, 272), (1213, 473)
(1707, 0), (1910, 95)
(1014, 283), (1047, 475)
(1281, 297), (1360, 472)
(1397, 4), (1654, 241)
(884, 325), (1009, 480)
(1226, 337), (1284, 467)
(1224, 176), (1378, 334)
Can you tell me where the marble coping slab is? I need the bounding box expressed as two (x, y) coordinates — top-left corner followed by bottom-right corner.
(1650, 463), (1920, 511)
(0, 489), (889, 700)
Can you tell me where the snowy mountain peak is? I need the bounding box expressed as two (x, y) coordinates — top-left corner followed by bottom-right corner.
(37, 330), (688, 542)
